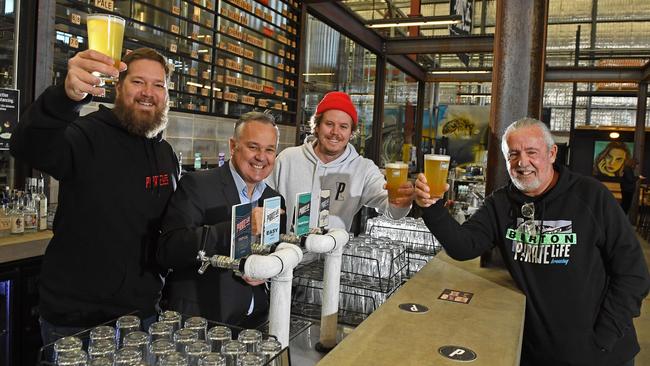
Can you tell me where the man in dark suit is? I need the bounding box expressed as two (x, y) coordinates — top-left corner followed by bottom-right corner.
(157, 111), (285, 327)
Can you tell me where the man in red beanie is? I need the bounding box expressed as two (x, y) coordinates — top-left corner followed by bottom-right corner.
(268, 91), (414, 232)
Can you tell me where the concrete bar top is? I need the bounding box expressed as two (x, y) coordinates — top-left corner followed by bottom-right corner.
(0, 231), (52, 264)
(317, 253), (525, 366)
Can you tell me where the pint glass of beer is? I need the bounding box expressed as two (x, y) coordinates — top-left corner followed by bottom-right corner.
(86, 14), (125, 82)
(385, 162), (408, 200)
(424, 154), (450, 198)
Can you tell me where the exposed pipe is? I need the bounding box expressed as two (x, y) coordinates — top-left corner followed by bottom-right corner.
(303, 229), (349, 351)
(198, 242), (303, 348)
(244, 243), (303, 348)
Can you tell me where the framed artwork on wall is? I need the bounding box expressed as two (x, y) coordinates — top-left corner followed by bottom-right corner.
(592, 140), (633, 180)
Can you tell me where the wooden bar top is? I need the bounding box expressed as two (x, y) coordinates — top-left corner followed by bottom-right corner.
(0, 231), (52, 264)
(317, 253), (525, 366)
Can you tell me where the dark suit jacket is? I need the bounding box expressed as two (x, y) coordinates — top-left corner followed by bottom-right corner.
(157, 164), (286, 326)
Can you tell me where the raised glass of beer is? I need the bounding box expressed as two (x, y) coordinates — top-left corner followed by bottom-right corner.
(385, 162), (408, 200)
(424, 154), (450, 198)
(86, 14), (125, 84)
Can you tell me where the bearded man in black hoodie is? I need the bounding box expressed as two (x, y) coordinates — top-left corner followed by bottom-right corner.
(415, 118), (649, 366)
(10, 48), (179, 346)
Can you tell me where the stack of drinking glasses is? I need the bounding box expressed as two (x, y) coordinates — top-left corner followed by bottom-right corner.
(41, 311), (284, 366)
(292, 235), (407, 325)
(365, 216), (442, 276)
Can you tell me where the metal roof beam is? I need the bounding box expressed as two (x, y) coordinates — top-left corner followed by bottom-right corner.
(307, 1), (426, 81)
(385, 35), (494, 54)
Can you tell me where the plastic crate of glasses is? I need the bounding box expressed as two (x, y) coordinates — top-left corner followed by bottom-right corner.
(365, 216), (442, 276)
(291, 239), (407, 326)
(38, 311), (290, 365)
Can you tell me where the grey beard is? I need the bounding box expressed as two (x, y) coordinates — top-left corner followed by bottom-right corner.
(113, 98), (169, 138)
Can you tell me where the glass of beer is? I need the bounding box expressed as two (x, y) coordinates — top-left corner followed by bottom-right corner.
(424, 154), (451, 198)
(385, 162), (408, 200)
(86, 13), (125, 83)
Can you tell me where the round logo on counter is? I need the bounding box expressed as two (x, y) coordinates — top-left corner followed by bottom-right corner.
(438, 345), (477, 362)
(398, 303), (429, 314)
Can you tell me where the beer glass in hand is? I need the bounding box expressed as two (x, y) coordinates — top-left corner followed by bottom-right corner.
(424, 154), (450, 198)
(385, 162), (408, 201)
(86, 14), (125, 84)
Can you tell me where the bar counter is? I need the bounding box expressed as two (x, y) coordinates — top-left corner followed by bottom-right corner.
(0, 230), (52, 263)
(316, 253), (525, 366)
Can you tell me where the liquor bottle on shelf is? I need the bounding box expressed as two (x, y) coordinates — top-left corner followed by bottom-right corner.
(9, 193), (24, 235)
(37, 177), (48, 231)
(23, 192), (38, 233)
(0, 202), (11, 237)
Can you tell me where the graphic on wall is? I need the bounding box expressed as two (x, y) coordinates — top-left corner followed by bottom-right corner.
(592, 140), (633, 180)
(436, 105), (490, 167)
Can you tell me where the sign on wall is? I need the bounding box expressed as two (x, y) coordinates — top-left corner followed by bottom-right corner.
(0, 88), (19, 150)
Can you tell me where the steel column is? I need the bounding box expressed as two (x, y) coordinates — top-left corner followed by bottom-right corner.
(630, 82), (648, 223)
(371, 55), (387, 165)
(486, 0), (549, 195)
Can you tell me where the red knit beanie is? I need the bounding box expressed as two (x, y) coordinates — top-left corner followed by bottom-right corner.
(315, 91), (358, 127)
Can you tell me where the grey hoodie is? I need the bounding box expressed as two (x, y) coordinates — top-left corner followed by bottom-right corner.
(267, 136), (410, 232)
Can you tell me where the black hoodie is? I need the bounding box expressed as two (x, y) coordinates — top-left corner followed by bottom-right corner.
(420, 164), (649, 366)
(10, 85), (179, 327)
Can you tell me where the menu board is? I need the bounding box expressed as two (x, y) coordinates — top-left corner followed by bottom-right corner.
(0, 89), (19, 150)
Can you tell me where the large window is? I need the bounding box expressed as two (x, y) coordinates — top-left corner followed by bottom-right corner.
(301, 15), (376, 156)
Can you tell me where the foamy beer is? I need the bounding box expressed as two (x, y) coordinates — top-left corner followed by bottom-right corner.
(424, 154), (450, 198)
(86, 14), (125, 78)
(385, 162), (408, 200)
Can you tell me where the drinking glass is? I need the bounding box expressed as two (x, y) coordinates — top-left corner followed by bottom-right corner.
(123, 331), (150, 361)
(116, 315), (141, 348)
(239, 353), (265, 366)
(385, 162), (408, 200)
(87, 339), (115, 361)
(424, 154), (450, 198)
(88, 357), (112, 366)
(220, 340), (246, 366)
(185, 341), (210, 366)
(258, 339), (282, 366)
(184, 317), (208, 340)
(54, 336), (83, 363)
(237, 329), (262, 353)
(89, 326), (115, 347)
(148, 338), (175, 365)
(86, 14), (125, 84)
(174, 328), (198, 353)
(160, 351), (188, 366)
(198, 353), (226, 366)
(206, 326), (231, 353)
(56, 349), (87, 366)
(149, 321), (173, 341)
(113, 347), (142, 366)
(159, 311), (182, 333)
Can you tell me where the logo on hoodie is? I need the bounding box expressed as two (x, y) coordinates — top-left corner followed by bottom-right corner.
(334, 182), (346, 201)
(145, 173), (170, 190)
(506, 219), (576, 265)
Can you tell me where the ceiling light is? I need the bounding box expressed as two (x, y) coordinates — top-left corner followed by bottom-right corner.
(430, 70), (491, 74)
(302, 73), (335, 76)
(609, 132), (620, 139)
(366, 15), (462, 29)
